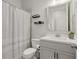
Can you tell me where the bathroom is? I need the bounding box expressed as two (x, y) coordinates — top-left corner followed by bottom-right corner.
(2, 0), (77, 59)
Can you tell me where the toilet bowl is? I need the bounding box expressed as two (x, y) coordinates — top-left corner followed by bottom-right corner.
(23, 48), (36, 59)
(23, 39), (40, 59)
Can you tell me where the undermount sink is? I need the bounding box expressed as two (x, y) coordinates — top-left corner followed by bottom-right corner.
(40, 34), (77, 46)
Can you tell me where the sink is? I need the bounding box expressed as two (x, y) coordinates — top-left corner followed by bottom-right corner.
(40, 34), (77, 46)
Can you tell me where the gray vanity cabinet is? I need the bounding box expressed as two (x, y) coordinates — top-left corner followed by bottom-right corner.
(40, 40), (76, 59)
(40, 47), (55, 59)
(58, 50), (75, 59)
(40, 46), (75, 59)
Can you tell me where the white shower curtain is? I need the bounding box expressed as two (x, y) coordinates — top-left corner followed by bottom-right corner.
(2, 1), (30, 59)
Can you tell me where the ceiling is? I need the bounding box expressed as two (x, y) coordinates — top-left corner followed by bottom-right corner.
(21, 0), (55, 12)
(21, 0), (71, 12)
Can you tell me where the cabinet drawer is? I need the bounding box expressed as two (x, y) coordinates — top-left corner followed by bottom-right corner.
(40, 40), (76, 55)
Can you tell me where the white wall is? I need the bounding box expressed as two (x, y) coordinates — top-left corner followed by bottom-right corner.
(70, 0), (77, 33)
(21, 0), (55, 38)
(32, 8), (49, 38)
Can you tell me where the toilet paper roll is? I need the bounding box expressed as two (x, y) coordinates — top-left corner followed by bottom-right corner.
(36, 45), (40, 48)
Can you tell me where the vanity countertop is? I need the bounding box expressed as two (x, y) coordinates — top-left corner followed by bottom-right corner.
(40, 35), (77, 46)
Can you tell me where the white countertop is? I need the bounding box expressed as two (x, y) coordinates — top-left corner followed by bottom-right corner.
(40, 35), (77, 46)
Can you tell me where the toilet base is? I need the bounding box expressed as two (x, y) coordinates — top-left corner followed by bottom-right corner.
(23, 56), (36, 59)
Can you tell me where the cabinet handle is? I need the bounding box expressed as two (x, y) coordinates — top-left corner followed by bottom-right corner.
(54, 52), (58, 59)
(71, 46), (77, 49)
(54, 52), (56, 59)
(57, 52), (58, 59)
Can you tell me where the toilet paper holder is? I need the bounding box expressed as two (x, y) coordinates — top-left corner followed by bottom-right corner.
(35, 46), (40, 59)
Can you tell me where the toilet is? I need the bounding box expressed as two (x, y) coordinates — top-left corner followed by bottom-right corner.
(23, 39), (40, 59)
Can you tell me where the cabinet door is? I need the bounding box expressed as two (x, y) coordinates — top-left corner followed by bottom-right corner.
(58, 51), (75, 59)
(40, 47), (55, 59)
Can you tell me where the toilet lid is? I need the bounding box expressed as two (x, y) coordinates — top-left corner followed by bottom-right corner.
(23, 48), (36, 56)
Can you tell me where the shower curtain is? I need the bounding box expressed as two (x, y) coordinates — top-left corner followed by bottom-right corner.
(2, 1), (30, 59)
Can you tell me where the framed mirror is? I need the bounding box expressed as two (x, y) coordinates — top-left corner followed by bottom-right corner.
(46, 0), (77, 34)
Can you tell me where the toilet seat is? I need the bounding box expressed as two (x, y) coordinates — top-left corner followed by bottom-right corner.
(23, 48), (36, 58)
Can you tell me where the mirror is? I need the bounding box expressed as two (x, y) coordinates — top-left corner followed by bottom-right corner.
(46, 0), (77, 34)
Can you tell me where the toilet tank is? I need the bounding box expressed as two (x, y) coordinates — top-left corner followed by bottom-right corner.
(32, 39), (40, 48)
